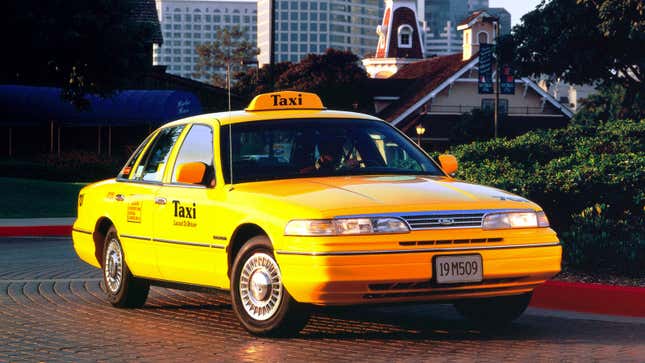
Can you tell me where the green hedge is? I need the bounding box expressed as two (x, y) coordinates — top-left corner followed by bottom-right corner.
(449, 119), (645, 276)
(0, 152), (123, 182)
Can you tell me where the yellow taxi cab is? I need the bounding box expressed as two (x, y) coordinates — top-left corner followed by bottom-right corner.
(72, 91), (561, 335)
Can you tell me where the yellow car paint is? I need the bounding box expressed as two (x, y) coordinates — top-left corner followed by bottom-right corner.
(72, 91), (561, 306)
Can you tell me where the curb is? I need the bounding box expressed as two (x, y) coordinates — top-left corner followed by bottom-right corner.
(0, 218), (75, 237)
(0, 225), (72, 237)
(531, 280), (645, 317)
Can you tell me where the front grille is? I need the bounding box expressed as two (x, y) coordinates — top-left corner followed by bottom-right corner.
(398, 238), (503, 247)
(401, 211), (485, 230)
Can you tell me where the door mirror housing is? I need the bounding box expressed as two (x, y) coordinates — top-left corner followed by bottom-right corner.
(438, 154), (458, 175)
(176, 162), (207, 185)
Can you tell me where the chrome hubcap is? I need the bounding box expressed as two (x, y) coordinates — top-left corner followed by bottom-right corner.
(104, 239), (123, 293)
(239, 252), (283, 321)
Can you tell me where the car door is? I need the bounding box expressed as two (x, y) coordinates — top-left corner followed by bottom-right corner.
(152, 123), (224, 286)
(117, 125), (185, 279)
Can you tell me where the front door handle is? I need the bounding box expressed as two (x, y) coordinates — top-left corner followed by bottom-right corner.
(155, 197), (167, 205)
(115, 194), (125, 202)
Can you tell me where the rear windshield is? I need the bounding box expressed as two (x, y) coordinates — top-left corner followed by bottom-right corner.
(220, 118), (443, 183)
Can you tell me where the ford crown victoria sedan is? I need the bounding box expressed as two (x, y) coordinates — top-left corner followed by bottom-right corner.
(73, 91), (562, 335)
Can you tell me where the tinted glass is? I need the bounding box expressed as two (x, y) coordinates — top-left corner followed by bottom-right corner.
(221, 119), (443, 183)
(134, 126), (184, 182)
(171, 124), (214, 185)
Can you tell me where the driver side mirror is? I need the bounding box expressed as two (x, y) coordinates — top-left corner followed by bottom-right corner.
(438, 154), (458, 175)
(176, 162), (208, 185)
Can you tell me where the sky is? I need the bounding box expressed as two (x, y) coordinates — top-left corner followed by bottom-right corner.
(489, 0), (543, 26)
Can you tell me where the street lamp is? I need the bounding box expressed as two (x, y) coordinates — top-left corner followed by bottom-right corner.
(415, 123), (426, 146)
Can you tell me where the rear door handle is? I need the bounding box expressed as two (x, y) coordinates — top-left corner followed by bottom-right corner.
(155, 197), (167, 205)
(115, 194), (125, 202)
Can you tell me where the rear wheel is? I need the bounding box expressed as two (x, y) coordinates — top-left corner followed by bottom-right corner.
(103, 226), (149, 308)
(230, 235), (309, 336)
(454, 292), (532, 327)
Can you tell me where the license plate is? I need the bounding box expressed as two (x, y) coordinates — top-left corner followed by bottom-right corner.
(434, 255), (483, 284)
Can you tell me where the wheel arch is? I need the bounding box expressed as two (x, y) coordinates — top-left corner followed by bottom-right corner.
(93, 217), (115, 267)
(227, 223), (271, 278)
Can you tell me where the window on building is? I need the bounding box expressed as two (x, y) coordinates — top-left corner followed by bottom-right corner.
(205, 15), (212, 22)
(398, 25), (413, 48)
(481, 99), (508, 114)
(214, 15), (221, 22)
(478, 31), (489, 44)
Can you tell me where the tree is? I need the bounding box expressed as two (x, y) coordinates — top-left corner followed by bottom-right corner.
(233, 62), (293, 100)
(234, 49), (371, 112)
(194, 26), (258, 92)
(0, 0), (158, 108)
(276, 49), (371, 111)
(506, 0), (644, 117)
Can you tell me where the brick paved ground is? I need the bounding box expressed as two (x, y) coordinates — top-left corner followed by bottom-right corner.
(1, 238), (644, 362)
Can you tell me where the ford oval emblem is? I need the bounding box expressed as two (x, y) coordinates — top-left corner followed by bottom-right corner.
(438, 218), (455, 225)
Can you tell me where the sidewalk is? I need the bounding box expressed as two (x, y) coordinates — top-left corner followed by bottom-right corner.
(1, 217), (643, 318)
(0, 218), (75, 236)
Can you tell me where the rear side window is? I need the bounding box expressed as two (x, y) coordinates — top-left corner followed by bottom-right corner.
(134, 126), (185, 182)
(117, 134), (153, 179)
(171, 124), (215, 186)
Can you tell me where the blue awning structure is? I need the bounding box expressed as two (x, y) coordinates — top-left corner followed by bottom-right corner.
(0, 85), (203, 127)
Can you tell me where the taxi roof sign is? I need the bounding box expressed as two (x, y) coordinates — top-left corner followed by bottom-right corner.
(245, 91), (325, 112)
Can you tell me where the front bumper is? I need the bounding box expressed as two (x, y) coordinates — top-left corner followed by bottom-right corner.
(276, 242), (562, 305)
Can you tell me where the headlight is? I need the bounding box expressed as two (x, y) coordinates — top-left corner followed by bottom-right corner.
(482, 211), (550, 230)
(285, 217), (409, 236)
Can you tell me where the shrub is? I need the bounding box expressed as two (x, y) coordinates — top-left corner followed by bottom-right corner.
(563, 205), (644, 276)
(449, 119), (644, 276)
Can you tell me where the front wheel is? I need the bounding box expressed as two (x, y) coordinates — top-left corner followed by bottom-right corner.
(103, 226), (150, 308)
(230, 236), (309, 336)
(454, 292), (532, 328)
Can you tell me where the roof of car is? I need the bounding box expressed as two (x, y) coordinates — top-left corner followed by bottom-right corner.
(164, 109), (384, 128)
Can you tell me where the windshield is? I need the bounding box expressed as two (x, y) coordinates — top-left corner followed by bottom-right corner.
(221, 118), (444, 183)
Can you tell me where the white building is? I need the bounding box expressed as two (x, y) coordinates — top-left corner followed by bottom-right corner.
(257, 0), (384, 66)
(153, 0), (257, 82)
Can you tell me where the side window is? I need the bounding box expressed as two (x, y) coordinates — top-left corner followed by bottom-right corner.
(171, 124), (215, 185)
(117, 134), (154, 179)
(135, 126), (185, 182)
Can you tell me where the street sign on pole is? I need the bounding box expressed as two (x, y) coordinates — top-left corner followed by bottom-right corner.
(478, 44), (494, 94)
(500, 64), (515, 95)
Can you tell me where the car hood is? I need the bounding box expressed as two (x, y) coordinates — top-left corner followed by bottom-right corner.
(231, 175), (539, 217)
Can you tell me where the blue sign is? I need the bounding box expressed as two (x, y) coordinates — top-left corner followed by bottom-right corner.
(478, 44), (494, 94)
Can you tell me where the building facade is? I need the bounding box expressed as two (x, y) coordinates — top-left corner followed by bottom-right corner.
(257, 0), (384, 66)
(153, 0), (257, 82)
(420, 0), (509, 56)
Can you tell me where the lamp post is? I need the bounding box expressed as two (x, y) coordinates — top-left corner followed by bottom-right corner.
(415, 123), (426, 147)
